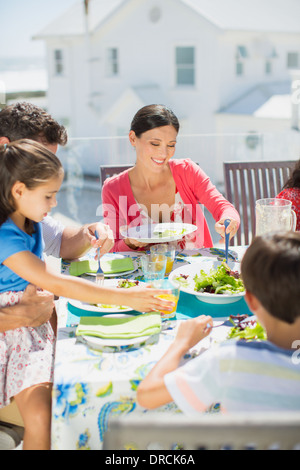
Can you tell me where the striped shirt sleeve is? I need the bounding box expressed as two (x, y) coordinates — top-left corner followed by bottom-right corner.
(41, 216), (65, 258)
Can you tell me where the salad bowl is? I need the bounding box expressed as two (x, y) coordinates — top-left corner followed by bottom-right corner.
(169, 258), (245, 304)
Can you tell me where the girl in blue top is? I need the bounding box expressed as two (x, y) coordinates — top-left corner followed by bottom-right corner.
(0, 140), (173, 450)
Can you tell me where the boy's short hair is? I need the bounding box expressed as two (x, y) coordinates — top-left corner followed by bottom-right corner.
(0, 102), (67, 146)
(241, 232), (300, 324)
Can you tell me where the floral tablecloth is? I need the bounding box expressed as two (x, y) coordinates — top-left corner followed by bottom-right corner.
(51, 246), (248, 450)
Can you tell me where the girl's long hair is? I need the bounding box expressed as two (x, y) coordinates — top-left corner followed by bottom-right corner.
(0, 139), (63, 231)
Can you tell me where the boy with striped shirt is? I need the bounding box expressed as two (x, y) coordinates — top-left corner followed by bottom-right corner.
(137, 232), (300, 413)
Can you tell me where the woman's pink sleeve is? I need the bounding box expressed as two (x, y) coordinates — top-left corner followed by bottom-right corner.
(187, 160), (240, 225)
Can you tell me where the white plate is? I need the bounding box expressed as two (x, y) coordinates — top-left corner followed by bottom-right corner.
(84, 259), (138, 278)
(169, 258), (245, 304)
(67, 278), (140, 313)
(120, 223), (197, 244)
(78, 333), (151, 349)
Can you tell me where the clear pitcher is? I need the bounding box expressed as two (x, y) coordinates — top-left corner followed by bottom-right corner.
(255, 198), (297, 237)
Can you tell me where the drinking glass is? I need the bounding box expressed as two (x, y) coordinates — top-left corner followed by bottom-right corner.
(140, 253), (167, 282)
(150, 243), (176, 275)
(154, 279), (180, 320)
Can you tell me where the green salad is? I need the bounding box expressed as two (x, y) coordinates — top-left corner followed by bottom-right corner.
(155, 228), (187, 238)
(175, 262), (244, 295)
(227, 315), (267, 341)
(117, 279), (139, 288)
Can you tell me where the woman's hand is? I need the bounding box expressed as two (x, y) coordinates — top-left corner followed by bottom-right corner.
(124, 237), (149, 250)
(215, 218), (239, 242)
(119, 225), (149, 250)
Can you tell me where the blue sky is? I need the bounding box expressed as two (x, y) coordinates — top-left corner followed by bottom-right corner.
(0, 0), (79, 58)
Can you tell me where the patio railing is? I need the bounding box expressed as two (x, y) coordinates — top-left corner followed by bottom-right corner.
(52, 131), (300, 244)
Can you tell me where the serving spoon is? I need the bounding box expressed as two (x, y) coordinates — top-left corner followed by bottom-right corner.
(224, 218), (230, 264)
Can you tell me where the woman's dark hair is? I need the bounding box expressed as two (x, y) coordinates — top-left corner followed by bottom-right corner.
(283, 159), (300, 189)
(0, 139), (63, 232)
(0, 102), (67, 146)
(241, 232), (300, 324)
(130, 104), (180, 137)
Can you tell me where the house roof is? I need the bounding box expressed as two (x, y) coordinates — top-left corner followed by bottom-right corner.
(100, 85), (176, 127)
(34, 0), (300, 39)
(181, 0), (300, 33)
(218, 81), (293, 118)
(34, 0), (125, 38)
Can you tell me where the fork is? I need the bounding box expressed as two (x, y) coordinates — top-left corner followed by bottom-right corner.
(206, 317), (238, 330)
(94, 230), (104, 286)
(210, 318), (237, 328)
(208, 314), (249, 329)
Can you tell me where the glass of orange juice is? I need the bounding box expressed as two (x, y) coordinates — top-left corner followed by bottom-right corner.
(150, 243), (176, 275)
(155, 279), (180, 320)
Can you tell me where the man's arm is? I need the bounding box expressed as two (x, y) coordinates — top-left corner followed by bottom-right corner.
(137, 316), (212, 409)
(59, 222), (114, 259)
(42, 216), (114, 260)
(0, 284), (54, 333)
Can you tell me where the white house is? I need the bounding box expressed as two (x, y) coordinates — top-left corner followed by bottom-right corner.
(34, 0), (300, 181)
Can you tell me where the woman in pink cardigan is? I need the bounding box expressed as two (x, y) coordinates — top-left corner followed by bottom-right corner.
(102, 105), (240, 252)
(276, 159), (300, 231)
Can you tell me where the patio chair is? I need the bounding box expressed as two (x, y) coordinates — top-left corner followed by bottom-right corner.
(223, 160), (297, 245)
(102, 412), (300, 450)
(100, 164), (133, 186)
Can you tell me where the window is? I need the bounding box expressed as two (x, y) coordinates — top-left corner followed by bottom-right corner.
(236, 45), (248, 59)
(235, 45), (248, 77)
(287, 52), (299, 69)
(175, 47), (195, 86)
(54, 49), (64, 76)
(265, 60), (272, 75)
(107, 48), (119, 76)
(268, 47), (278, 59)
(236, 61), (244, 76)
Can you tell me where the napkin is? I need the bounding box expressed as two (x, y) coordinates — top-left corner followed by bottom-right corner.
(69, 257), (134, 276)
(76, 312), (162, 339)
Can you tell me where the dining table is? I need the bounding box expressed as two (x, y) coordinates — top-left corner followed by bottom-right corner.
(51, 245), (250, 450)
